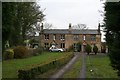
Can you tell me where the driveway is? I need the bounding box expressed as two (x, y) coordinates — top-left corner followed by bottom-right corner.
(49, 52), (82, 79)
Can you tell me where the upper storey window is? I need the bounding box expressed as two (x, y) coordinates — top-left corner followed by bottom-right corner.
(45, 34), (49, 40)
(60, 34), (65, 40)
(73, 35), (79, 41)
(53, 34), (56, 40)
(83, 35), (86, 40)
(91, 35), (96, 41)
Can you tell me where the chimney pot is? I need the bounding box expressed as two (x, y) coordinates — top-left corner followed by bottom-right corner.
(69, 23), (72, 29)
(98, 23), (100, 33)
(69, 23), (72, 33)
(41, 23), (43, 30)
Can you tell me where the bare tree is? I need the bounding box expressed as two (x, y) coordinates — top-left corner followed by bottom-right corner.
(44, 23), (53, 29)
(26, 22), (40, 37)
(72, 24), (88, 30)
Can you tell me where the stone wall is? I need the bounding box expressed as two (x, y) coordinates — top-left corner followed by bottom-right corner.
(39, 33), (101, 52)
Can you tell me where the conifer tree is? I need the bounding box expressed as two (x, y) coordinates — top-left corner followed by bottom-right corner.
(104, 2), (120, 76)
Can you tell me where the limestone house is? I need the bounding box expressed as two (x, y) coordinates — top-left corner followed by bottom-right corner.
(39, 23), (101, 52)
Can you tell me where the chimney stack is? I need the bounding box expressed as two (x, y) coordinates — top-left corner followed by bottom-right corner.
(69, 23), (72, 29)
(69, 23), (72, 33)
(98, 23), (100, 33)
(40, 23), (44, 34)
(41, 23), (43, 30)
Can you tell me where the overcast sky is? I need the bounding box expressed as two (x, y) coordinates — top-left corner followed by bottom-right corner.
(37, 0), (105, 41)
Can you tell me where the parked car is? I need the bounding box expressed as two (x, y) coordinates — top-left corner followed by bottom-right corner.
(49, 47), (64, 52)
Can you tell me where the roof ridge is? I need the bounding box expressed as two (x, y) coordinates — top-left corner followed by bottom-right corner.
(42, 29), (99, 35)
(43, 29), (98, 30)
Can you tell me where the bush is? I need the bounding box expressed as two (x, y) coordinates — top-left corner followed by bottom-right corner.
(18, 53), (74, 79)
(67, 45), (74, 52)
(101, 49), (106, 53)
(77, 42), (81, 52)
(37, 47), (44, 54)
(93, 45), (98, 55)
(85, 44), (91, 55)
(4, 49), (14, 60)
(14, 46), (28, 58)
(27, 47), (44, 56)
(33, 47), (44, 55)
(27, 48), (34, 56)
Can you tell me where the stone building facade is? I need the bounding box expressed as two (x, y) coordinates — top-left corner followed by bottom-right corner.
(39, 23), (101, 52)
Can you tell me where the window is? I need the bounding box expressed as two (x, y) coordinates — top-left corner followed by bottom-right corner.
(53, 34), (56, 40)
(60, 34), (65, 40)
(60, 43), (65, 48)
(83, 35), (86, 40)
(73, 43), (77, 48)
(73, 35), (79, 41)
(86, 36), (90, 41)
(73, 43), (77, 51)
(45, 34), (49, 40)
(44, 43), (49, 48)
(91, 35), (96, 41)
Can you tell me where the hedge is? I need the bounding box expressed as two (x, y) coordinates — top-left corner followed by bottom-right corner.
(14, 46), (29, 58)
(4, 49), (14, 60)
(18, 53), (74, 79)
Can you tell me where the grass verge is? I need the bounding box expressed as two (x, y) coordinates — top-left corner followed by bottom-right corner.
(0, 61), (2, 79)
(2, 52), (72, 78)
(86, 54), (119, 78)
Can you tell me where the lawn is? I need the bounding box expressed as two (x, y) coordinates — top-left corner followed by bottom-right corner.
(63, 55), (82, 78)
(0, 61), (2, 79)
(2, 52), (72, 78)
(86, 54), (119, 78)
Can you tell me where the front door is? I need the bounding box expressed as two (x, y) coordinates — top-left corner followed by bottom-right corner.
(82, 41), (87, 52)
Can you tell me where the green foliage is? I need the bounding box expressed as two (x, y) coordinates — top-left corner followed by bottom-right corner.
(2, 52), (72, 78)
(77, 42), (81, 52)
(63, 56), (82, 78)
(14, 46), (28, 58)
(68, 45), (74, 52)
(2, 3), (17, 52)
(109, 44), (120, 75)
(68, 42), (81, 52)
(37, 47), (44, 54)
(93, 45), (98, 55)
(27, 47), (44, 56)
(27, 48), (35, 56)
(32, 47), (44, 56)
(18, 53), (74, 79)
(29, 39), (38, 45)
(2, 2), (45, 52)
(4, 49), (14, 60)
(104, 2), (120, 76)
(86, 55), (118, 78)
(85, 44), (91, 55)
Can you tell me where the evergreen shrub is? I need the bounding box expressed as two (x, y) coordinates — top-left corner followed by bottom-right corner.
(14, 46), (28, 58)
(85, 44), (91, 55)
(4, 49), (14, 60)
(93, 45), (98, 55)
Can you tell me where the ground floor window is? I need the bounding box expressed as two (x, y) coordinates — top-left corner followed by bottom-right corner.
(60, 43), (65, 48)
(44, 43), (49, 50)
(73, 43), (81, 52)
(73, 43), (77, 51)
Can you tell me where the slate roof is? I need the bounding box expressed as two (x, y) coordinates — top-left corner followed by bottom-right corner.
(41, 29), (100, 35)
